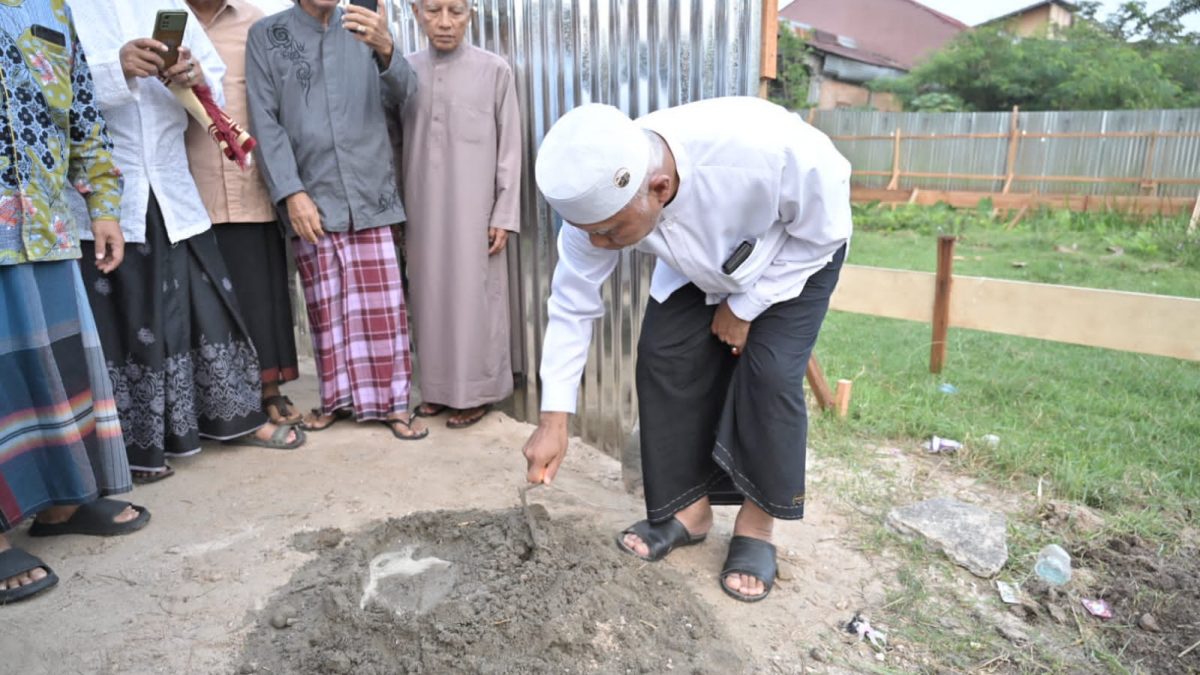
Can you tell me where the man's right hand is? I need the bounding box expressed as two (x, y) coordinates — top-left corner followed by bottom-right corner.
(286, 192), (325, 244)
(523, 412), (570, 484)
(119, 39), (167, 79)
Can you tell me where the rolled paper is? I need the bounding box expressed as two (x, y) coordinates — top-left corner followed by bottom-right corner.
(169, 82), (257, 170)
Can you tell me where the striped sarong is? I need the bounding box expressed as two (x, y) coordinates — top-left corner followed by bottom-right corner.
(294, 226), (413, 420)
(0, 260), (131, 531)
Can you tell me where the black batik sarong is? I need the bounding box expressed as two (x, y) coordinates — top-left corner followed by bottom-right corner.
(636, 245), (845, 522)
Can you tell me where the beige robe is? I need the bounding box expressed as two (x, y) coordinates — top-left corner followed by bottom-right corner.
(400, 43), (522, 408)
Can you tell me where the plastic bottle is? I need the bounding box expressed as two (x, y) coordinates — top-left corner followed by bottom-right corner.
(1034, 544), (1072, 585)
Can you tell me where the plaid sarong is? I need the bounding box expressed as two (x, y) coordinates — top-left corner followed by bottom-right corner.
(294, 226), (413, 420)
(0, 261), (131, 531)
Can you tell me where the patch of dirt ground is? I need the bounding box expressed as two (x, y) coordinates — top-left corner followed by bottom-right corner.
(239, 509), (745, 674)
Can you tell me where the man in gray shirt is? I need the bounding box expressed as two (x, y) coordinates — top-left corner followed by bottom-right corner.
(247, 0), (428, 440)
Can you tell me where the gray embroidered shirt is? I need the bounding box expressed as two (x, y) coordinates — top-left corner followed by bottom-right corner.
(246, 4), (414, 233)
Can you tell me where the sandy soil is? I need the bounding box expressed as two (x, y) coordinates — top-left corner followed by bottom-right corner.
(0, 370), (888, 674)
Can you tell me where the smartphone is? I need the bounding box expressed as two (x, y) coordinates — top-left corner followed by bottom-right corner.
(348, 0), (379, 11)
(151, 10), (188, 71)
(721, 240), (756, 275)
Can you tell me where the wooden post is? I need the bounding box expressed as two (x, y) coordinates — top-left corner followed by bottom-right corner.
(886, 127), (902, 190)
(834, 379), (853, 418)
(806, 107), (817, 125)
(1002, 105), (1020, 193)
(806, 354), (835, 411)
(1189, 190), (1200, 234)
(758, 0), (779, 99)
(1140, 131), (1160, 196)
(930, 235), (956, 374)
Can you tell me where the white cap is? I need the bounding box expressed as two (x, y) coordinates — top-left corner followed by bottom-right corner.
(535, 104), (649, 225)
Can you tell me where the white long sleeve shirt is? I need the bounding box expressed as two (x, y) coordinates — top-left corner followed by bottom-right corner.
(540, 97), (853, 413)
(70, 0), (225, 244)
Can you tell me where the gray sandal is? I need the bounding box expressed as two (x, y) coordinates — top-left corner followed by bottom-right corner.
(225, 423), (305, 450)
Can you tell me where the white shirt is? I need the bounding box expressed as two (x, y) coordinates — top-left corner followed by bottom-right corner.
(70, 0), (225, 244)
(540, 97), (853, 413)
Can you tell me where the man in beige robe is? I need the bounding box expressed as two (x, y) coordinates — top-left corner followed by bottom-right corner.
(401, 0), (521, 428)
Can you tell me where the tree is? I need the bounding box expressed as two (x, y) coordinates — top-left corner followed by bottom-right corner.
(872, 2), (1198, 111)
(768, 21), (812, 111)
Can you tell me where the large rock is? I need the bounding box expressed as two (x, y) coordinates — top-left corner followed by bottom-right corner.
(887, 497), (1008, 578)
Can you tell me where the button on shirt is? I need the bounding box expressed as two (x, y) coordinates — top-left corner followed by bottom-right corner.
(69, 0), (226, 245)
(245, 5), (415, 233)
(0, 0), (122, 265)
(183, 0), (273, 225)
(539, 97), (853, 413)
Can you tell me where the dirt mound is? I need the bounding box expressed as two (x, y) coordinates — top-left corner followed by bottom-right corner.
(1078, 536), (1200, 673)
(238, 508), (749, 674)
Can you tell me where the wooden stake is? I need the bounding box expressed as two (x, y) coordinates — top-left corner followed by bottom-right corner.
(1002, 106), (1020, 193)
(930, 235), (956, 374)
(887, 128), (902, 191)
(834, 379), (853, 418)
(1189, 190), (1200, 234)
(805, 354), (835, 411)
(758, 0), (778, 100)
(907, 188), (920, 204)
(1005, 204), (1030, 230)
(1140, 131), (1160, 196)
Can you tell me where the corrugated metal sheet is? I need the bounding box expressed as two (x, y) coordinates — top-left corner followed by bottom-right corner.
(809, 108), (1200, 198)
(391, 1), (762, 454)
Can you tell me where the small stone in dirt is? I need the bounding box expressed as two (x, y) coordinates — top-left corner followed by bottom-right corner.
(324, 653), (352, 674)
(809, 647), (827, 663)
(1137, 613), (1161, 632)
(269, 605), (298, 629)
(237, 663), (258, 674)
(1045, 603), (1068, 624)
(836, 599), (850, 610)
(995, 622), (1029, 646)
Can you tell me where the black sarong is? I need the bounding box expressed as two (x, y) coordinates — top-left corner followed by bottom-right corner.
(636, 245), (845, 522)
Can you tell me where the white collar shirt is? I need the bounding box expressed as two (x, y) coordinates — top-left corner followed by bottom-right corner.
(539, 97), (853, 413)
(69, 0), (226, 244)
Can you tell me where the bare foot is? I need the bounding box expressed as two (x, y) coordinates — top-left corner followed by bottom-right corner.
(721, 501), (775, 599)
(0, 534), (47, 592)
(622, 497), (713, 558)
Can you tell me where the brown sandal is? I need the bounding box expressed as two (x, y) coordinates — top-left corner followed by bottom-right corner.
(446, 404), (492, 429)
(262, 395), (302, 425)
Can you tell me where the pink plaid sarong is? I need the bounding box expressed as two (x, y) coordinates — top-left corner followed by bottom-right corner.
(294, 227), (412, 420)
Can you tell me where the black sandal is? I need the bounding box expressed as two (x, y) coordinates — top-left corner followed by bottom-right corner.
(615, 518), (707, 562)
(131, 465), (175, 484)
(381, 416), (429, 441)
(27, 498), (151, 538)
(446, 404), (492, 429)
(0, 548), (58, 605)
(719, 535), (777, 602)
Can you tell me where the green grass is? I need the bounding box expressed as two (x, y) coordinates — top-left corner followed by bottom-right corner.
(810, 204), (1200, 529)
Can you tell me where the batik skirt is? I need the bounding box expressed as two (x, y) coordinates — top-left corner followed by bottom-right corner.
(293, 226), (413, 420)
(0, 260), (131, 532)
(80, 193), (267, 470)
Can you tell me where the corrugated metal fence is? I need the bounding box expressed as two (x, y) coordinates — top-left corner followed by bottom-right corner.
(391, 1), (763, 454)
(809, 108), (1200, 197)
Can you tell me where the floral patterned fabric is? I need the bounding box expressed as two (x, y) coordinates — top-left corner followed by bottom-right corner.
(0, 0), (122, 265)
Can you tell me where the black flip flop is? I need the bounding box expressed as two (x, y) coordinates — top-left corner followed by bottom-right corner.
(131, 464), (175, 485)
(615, 518), (707, 562)
(299, 407), (353, 432)
(446, 404), (492, 429)
(412, 402), (448, 418)
(0, 548), (58, 605)
(27, 498), (151, 538)
(381, 416), (429, 441)
(719, 535), (777, 603)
